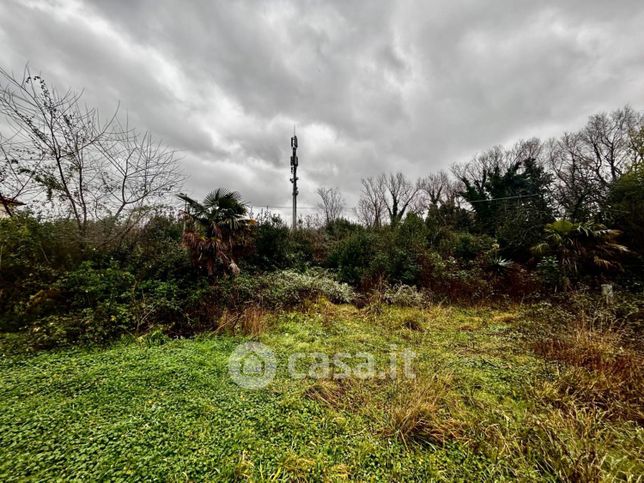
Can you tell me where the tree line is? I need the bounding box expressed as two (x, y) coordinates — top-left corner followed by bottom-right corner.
(316, 106), (643, 258)
(2, 67), (643, 284)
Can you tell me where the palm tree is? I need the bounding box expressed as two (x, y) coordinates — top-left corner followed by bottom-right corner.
(177, 189), (254, 277)
(531, 219), (629, 289)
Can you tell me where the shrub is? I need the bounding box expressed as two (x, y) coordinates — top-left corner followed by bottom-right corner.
(226, 269), (354, 310)
(438, 231), (496, 260)
(328, 231), (376, 286)
(28, 303), (135, 349)
(247, 215), (291, 269)
(28, 314), (84, 349)
(323, 218), (363, 240)
(379, 247), (421, 286)
(382, 284), (426, 307)
(120, 215), (194, 282)
(61, 262), (135, 309)
(0, 215), (80, 330)
(260, 269), (354, 307)
(135, 279), (193, 330)
(288, 228), (326, 267)
(417, 252), (488, 301)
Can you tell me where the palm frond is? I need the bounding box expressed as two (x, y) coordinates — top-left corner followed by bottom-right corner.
(177, 193), (206, 216)
(531, 242), (549, 256)
(604, 242), (630, 253)
(593, 256), (617, 270)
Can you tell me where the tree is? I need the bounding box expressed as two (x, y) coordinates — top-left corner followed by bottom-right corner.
(419, 170), (450, 209)
(0, 136), (41, 215)
(380, 172), (421, 225)
(531, 220), (629, 289)
(547, 132), (596, 221)
(452, 145), (508, 195)
(416, 170), (471, 244)
(548, 106), (643, 221)
(177, 189), (253, 277)
(316, 186), (344, 225)
(458, 154), (554, 258)
(0, 67), (181, 243)
(606, 162), (644, 255)
(356, 176), (386, 228)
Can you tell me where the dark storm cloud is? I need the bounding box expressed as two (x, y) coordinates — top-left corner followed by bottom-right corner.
(1, 0), (643, 213)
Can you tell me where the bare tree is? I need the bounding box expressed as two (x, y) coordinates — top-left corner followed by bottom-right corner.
(356, 176), (385, 228)
(302, 212), (323, 229)
(418, 170), (451, 211)
(546, 133), (596, 220)
(508, 138), (544, 165)
(630, 125), (644, 164)
(582, 106), (641, 186)
(451, 145), (508, 199)
(455, 145), (506, 172)
(0, 67), (181, 243)
(380, 172), (421, 225)
(546, 106), (643, 220)
(0, 134), (42, 215)
(316, 186), (344, 225)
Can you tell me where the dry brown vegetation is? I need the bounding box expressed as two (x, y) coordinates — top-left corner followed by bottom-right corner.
(294, 298), (644, 480)
(533, 321), (644, 423)
(386, 375), (467, 447)
(215, 305), (270, 336)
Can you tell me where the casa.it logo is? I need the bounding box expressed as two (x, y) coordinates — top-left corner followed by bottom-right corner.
(228, 342), (277, 389)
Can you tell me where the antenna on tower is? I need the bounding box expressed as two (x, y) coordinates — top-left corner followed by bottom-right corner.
(289, 127), (299, 229)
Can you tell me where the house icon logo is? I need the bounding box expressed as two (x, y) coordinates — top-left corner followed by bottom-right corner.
(228, 342), (277, 389)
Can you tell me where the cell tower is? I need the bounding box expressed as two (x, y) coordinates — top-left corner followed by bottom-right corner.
(290, 128), (299, 229)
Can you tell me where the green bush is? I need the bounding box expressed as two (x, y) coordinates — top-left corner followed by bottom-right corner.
(288, 228), (327, 268)
(0, 215), (81, 330)
(438, 231), (496, 260)
(328, 231), (376, 286)
(28, 302), (135, 349)
(248, 215), (291, 269)
(323, 218), (363, 240)
(60, 262), (135, 309)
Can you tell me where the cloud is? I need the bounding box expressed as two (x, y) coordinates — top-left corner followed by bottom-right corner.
(1, 0), (643, 217)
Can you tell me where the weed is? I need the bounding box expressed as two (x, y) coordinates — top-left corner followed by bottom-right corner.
(386, 375), (466, 447)
(403, 316), (424, 331)
(521, 406), (618, 482)
(533, 323), (643, 422)
(216, 305), (269, 336)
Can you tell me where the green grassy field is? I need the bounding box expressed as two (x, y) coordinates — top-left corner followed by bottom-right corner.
(1, 302), (641, 481)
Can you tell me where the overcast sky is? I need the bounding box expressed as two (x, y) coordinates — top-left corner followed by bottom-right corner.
(1, 0), (643, 217)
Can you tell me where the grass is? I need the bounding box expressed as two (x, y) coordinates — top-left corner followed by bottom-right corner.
(1, 300), (642, 481)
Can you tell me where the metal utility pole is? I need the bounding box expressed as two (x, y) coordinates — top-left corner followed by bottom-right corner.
(290, 129), (299, 229)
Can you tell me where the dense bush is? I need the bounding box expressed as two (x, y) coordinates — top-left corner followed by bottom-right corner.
(0, 215), (81, 330)
(328, 230), (375, 286)
(225, 269), (354, 309)
(1, 189), (639, 350)
(245, 214), (330, 271)
(246, 215), (292, 269)
(438, 231), (496, 261)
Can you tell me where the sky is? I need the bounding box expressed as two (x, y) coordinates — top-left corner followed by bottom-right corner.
(1, 0), (643, 217)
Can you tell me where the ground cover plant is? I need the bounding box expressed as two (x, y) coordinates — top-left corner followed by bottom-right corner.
(1, 299), (642, 481)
